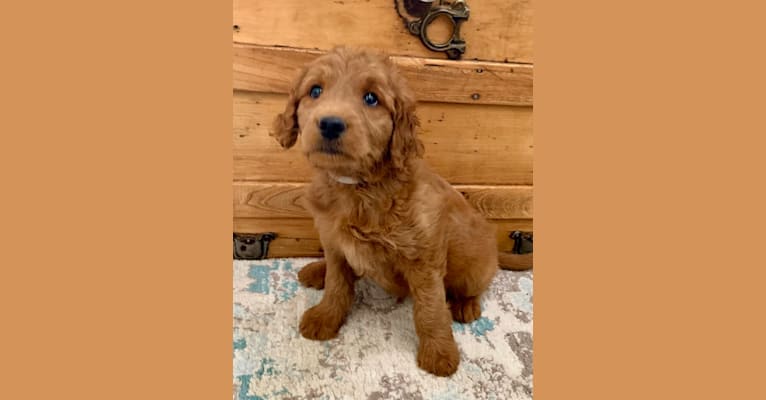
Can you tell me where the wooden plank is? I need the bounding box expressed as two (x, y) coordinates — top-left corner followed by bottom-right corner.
(233, 44), (533, 106)
(234, 182), (308, 219)
(233, 0), (533, 63)
(234, 218), (532, 258)
(233, 91), (533, 185)
(234, 218), (323, 258)
(456, 185), (534, 220)
(234, 182), (533, 220)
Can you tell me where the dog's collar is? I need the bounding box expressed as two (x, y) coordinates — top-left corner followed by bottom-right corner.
(328, 173), (359, 185)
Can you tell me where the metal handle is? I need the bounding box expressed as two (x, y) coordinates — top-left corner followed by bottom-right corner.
(398, 0), (470, 60)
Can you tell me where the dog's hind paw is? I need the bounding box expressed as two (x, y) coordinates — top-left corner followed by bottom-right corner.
(449, 296), (482, 323)
(297, 260), (326, 289)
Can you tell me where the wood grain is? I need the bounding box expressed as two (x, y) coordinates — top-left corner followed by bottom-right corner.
(233, 0), (533, 63)
(234, 182), (533, 220)
(233, 91), (533, 185)
(233, 44), (533, 106)
(234, 218), (532, 257)
(234, 182), (308, 219)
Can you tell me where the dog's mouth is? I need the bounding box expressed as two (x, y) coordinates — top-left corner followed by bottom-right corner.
(306, 144), (359, 176)
(313, 141), (348, 157)
(319, 146), (343, 155)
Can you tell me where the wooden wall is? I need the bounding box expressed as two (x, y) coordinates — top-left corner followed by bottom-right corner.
(233, 0), (533, 257)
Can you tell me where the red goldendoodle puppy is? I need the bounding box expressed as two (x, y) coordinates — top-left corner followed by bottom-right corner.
(271, 47), (526, 376)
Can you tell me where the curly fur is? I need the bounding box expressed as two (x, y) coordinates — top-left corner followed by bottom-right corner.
(271, 47), (522, 377)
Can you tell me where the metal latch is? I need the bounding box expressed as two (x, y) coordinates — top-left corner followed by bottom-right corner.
(395, 0), (470, 60)
(510, 231), (533, 254)
(233, 232), (276, 260)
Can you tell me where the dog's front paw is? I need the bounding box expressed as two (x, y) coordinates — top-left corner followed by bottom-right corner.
(417, 338), (460, 377)
(299, 305), (342, 340)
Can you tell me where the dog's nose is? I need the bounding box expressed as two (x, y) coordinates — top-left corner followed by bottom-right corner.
(319, 116), (346, 140)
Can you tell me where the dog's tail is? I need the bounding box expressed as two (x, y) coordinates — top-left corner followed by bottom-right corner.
(498, 252), (533, 271)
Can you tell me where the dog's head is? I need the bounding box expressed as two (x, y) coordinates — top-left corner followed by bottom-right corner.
(271, 47), (424, 180)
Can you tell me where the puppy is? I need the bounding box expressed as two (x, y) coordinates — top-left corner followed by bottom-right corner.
(271, 47), (522, 376)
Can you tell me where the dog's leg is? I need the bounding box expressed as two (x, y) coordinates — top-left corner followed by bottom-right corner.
(299, 250), (356, 340)
(407, 269), (460, 377)
(444, 227), (497, 323)
(297, 259), (326, 289)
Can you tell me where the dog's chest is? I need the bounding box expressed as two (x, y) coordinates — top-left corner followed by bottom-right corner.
(336, 236), (409, 297)
(337, 235), (388, 277)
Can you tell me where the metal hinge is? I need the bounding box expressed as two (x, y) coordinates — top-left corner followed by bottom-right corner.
(510, 231), (533, 254)
(233, 232), (276, 260)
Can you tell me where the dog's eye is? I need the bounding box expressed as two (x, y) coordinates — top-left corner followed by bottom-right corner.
(309, 85), (323, 99)
(363, 92), (379, 107)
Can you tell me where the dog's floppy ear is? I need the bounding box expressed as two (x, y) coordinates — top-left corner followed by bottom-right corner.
(271, 67), (308, 149)
(389, 73), (425, 171)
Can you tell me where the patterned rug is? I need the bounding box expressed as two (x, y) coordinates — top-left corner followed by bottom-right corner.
(233, 258), (533, 400)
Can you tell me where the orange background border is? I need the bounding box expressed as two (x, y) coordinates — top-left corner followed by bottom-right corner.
(2, 0), (765, 399)
(535, 1), (766, 398)
(1, 0), (232, 398)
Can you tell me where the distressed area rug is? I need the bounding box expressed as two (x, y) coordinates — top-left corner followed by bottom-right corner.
(233, 258), (533, 400)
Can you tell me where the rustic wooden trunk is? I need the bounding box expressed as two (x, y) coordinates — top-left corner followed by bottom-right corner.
(233, 0), (533, 257)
